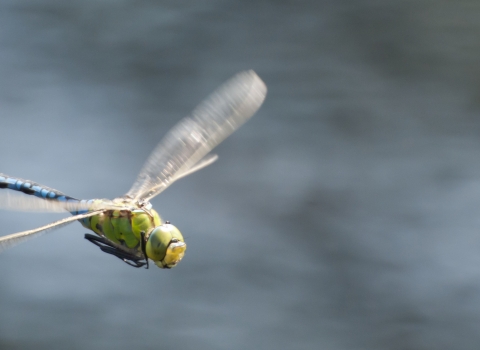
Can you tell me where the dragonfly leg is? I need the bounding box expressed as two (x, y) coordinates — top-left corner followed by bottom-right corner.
(140, 231), (149, 269)
(84, 234), (148, 269)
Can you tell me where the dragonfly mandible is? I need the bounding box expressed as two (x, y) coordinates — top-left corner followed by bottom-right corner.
(0, 71), (267, 269)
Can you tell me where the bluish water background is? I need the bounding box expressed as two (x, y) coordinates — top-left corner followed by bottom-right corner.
(1, 1), (480, 349)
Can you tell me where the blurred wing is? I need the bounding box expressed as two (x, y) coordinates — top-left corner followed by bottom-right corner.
(0, 191), (94, 213)
(0, 210), (104, 252)
(174, 154), (218, 181)
(125, 70), (267, 201)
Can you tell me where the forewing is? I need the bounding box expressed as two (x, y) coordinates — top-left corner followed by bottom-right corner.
(0, 210), (104, 252)
(125, 70), (267, 201)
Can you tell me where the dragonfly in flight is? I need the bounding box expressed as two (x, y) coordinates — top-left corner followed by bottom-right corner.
(0, 71), (266, 269)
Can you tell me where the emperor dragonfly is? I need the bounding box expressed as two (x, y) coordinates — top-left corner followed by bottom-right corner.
(0, 71), (267, 269)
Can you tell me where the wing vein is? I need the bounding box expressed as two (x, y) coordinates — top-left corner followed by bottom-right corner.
(125, 70), (267, 201)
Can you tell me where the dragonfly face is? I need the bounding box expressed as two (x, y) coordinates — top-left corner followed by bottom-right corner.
(146, 223), (186, 269)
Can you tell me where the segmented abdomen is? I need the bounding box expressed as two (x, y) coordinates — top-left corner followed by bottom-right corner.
(0, 173), (77, 202)
(0, 172), (100, 216)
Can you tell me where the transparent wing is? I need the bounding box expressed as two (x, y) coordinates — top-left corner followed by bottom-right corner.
(125, 70), (267, 202)
(173, 154), (218, 181)
(0, 190), (94, 213)
(0, 210), (104, 252)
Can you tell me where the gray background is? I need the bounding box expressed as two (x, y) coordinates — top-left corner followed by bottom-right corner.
(1, 1), (480, 349)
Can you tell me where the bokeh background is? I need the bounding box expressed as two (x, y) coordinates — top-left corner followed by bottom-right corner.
(1, 1), (480, 349)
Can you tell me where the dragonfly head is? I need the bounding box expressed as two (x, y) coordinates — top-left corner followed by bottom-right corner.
(146, 222), (186, 269)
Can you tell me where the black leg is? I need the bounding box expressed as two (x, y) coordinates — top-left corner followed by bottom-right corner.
(84, 234), (148, 269)
(140, 231), (149, 269)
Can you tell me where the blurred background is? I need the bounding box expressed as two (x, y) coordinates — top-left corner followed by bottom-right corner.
(1, 0), (480, 349)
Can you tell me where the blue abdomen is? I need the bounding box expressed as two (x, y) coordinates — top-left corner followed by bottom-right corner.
(0, 173), (85, 212)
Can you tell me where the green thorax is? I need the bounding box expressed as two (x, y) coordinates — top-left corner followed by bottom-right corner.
(80, 200), (162, 250)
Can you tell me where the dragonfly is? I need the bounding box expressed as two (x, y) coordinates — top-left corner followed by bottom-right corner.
(0, 70), (266, 269)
